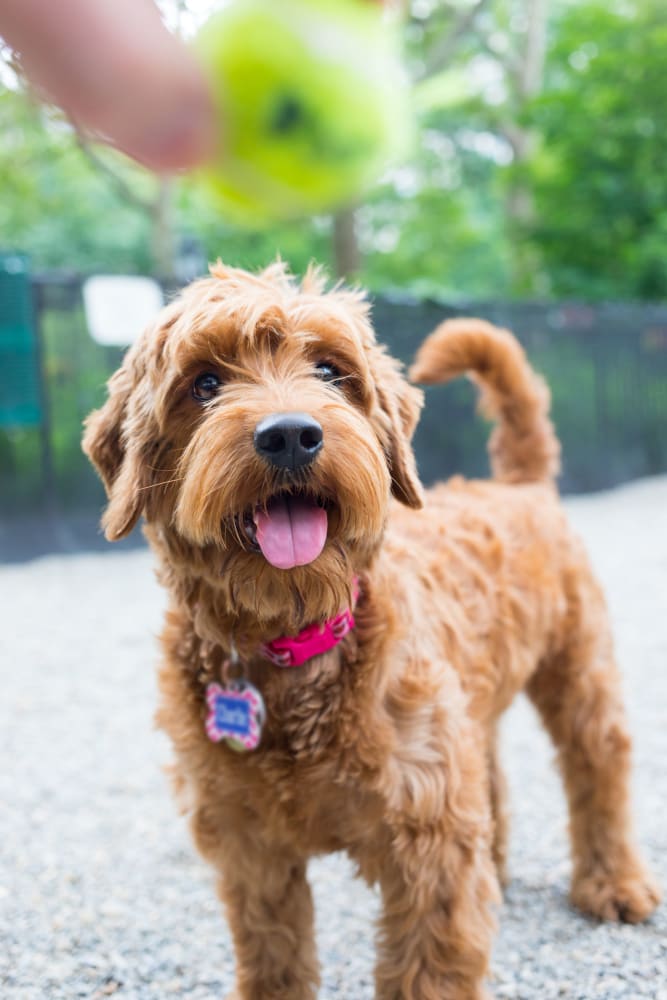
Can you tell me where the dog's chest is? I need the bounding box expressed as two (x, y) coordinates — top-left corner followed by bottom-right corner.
(221, 661), (382, 852)
(242, 749), (374, 853)
(263, 671), (345, 758)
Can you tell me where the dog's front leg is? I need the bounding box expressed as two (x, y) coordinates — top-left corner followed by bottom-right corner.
(220, 850), (319, 1000)
(192, 810), (320, 1000)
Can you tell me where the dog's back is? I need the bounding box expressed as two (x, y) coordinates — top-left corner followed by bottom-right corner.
(376, 318), (570, 718)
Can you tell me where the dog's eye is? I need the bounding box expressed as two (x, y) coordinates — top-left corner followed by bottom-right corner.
(192, 372), (222, 402)
(314, 361), (341, 382)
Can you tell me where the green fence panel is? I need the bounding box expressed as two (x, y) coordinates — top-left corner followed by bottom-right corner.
(0, 252), (41, 428)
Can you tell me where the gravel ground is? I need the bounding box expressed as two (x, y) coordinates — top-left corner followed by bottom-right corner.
(1, 477), (666, 1000)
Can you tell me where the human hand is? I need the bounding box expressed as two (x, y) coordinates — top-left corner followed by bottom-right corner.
(0, 0), (214, 171)
(0, 0), (391, 173)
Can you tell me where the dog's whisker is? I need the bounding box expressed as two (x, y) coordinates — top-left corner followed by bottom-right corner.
(146, 458), (187, 474)
(137, 476), (185, 492)
(232, 518), (247, 551)
(202, 480), (228, 502)
(219, 513), (248, 554)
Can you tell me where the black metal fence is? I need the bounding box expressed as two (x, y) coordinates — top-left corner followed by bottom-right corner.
(373, 297), (667, 493)
(1, 272), (667, 519)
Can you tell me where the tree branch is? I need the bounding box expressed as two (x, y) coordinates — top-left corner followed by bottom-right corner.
(418, 0), (492, 81)
(74, 129), (156, 213)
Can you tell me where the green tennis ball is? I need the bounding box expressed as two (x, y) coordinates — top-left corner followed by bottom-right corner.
(193, 0), (412, 224)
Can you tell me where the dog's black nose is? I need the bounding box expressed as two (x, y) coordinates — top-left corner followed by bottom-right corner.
(254, 412), (323, 470)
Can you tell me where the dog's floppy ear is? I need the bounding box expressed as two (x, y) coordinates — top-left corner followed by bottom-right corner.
(372, 347), (425, 509)
(82, 348), (150, 541)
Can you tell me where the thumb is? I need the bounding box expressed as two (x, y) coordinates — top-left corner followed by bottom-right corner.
(0, 0), (215, 171)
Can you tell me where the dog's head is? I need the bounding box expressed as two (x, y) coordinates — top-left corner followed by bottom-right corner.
(83, 261), (423, 624)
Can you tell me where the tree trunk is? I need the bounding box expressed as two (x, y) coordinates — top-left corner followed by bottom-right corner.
(505, 0), (549, 294)
(151, 177), (175, 279)
(333, 208), (360, 281)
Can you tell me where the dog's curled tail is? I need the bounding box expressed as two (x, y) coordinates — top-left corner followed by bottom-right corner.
(410, 318), (560, 484)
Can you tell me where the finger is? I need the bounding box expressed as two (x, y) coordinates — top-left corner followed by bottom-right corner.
(0, 0), (215, 171)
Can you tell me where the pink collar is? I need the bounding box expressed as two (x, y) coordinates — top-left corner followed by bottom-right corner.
(261, 579), (359, 668)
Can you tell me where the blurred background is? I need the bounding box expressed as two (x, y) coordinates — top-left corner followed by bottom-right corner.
(1, 0), (666, 559)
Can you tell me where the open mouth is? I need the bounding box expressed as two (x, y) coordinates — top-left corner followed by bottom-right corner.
(241, 492), (330, 570)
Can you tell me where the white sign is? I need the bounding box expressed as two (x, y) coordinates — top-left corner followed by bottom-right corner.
(83, 275), (164, 347)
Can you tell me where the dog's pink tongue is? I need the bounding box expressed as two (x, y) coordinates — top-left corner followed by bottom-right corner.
(254, 497), (327, 570)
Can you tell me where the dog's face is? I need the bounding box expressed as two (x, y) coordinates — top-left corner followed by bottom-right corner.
(83, 262), (423, 624)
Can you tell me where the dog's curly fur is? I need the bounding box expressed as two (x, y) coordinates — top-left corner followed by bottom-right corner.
(83, 261), (660, 999)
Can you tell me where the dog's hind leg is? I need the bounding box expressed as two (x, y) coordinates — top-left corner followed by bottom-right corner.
(526, 576), (660, 923)
(488, 726), (510, 888)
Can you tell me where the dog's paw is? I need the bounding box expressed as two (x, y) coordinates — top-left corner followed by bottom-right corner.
(571, 866), (661, 923)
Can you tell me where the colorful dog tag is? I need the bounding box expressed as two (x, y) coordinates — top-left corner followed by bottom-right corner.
(205, 680), (265, 752)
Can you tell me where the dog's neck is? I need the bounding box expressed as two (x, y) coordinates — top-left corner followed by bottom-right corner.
(188, 576), (361, 661)
(261, 579), (358, 667)
(148, 524), (368, 661)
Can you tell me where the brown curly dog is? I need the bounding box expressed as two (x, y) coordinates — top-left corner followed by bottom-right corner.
(83, 261), (659, 1000)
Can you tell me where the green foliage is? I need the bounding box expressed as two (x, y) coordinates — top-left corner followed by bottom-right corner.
(175, 181), (333, 275)
(526, 0), (667, 299)
(359, 150), (511, 299)
(0, 1), (666, 300)
(0, 89), (155, 273)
